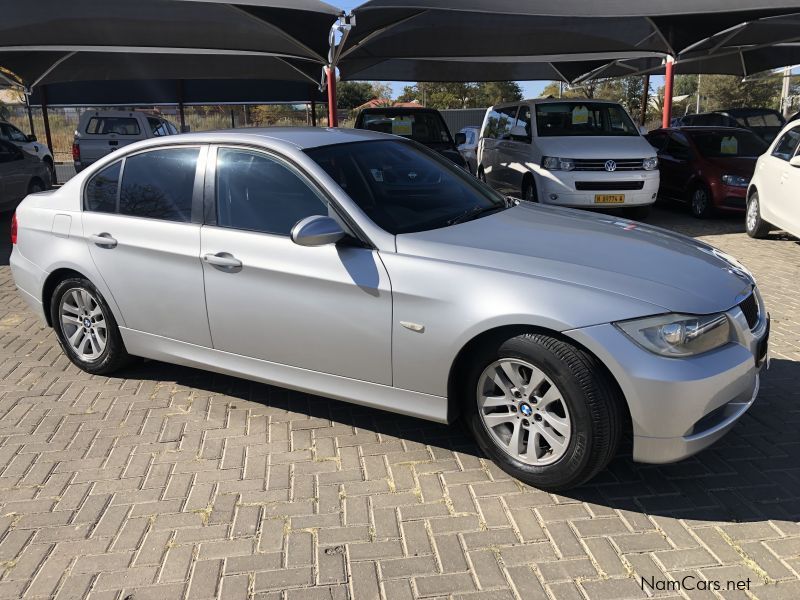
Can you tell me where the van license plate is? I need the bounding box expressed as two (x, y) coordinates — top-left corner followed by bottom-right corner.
(595, 194), (625, 204)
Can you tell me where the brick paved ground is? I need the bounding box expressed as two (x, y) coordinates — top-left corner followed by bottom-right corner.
(0, 204), (798, 600)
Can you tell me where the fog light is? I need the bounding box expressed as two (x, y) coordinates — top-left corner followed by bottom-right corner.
(549, 194), (558, 201)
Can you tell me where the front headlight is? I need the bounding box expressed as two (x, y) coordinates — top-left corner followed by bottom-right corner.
(643, 157), (658, 171)
(542, 156), (575, 171)
(721, 174), (749, 188)
(615, 313), (732, 357)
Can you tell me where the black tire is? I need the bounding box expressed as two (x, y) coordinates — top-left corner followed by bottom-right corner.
(746, 191), (771, 239)
(477, 167), (487, 183)
(43, 158), (55, 186)
(462, 332), (623, 491)
(28, 179), (44, 194)
(50, 277), (133, 375)
(522, 176), (539, 203)
(623, 205), (651, 220)
(689, 183), (714, 219)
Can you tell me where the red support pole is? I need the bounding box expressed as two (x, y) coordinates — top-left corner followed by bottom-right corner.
(326, 66), (338, 127)
(662, 58), (674, 129)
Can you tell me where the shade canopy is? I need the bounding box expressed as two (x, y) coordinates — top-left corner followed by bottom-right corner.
(338, 0), (800, 82)
(0, 0), (341, 89)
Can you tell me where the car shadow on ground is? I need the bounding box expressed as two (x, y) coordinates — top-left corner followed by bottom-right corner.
(117, 353), (800, 524)
(0, 212), (11, 266)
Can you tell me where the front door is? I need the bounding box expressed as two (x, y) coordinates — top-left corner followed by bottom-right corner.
(200, 146), (393, 384)
(762, 126), (800, 228)
(659, 132), (694, 199)
(81, 145), (212, 346)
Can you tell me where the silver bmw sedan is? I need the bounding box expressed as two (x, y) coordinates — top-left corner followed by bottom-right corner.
(9, 128), (769, 490)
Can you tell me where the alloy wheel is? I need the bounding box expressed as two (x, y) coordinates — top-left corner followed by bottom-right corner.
(691, 187), (709, 217)
(476, 358), (571, 466)
(747, 197), (759, 233)
(59, 288), (108, 361)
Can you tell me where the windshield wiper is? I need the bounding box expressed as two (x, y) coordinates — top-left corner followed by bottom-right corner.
(445, 204), (507, 226)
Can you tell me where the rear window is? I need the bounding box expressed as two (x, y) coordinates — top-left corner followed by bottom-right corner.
(85, 117), (141, 136)
(359, 111), (452, 145)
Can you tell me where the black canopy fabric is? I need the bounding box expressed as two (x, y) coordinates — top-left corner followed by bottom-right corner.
(25, 79), (327, 107)
(338, 0), (800, 82)
(0, 0), (341, 89)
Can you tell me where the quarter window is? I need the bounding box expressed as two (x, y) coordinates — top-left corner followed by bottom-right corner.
(215, 148), (328, 236)
(771, 128), (800, 161)
(85, 161), (121, 213)
(482, 106), (518, 139)
(119, 148), (199, 222)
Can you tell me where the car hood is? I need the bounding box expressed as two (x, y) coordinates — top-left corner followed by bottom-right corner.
(704, 156), (757, 177)
(395, 203), (754, 316)
(536, 135), (656, 159)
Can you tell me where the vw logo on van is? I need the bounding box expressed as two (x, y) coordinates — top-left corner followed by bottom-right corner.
(604, 160), (617, 172)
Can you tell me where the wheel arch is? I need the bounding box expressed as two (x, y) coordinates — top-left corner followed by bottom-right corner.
(41, 267), (95, 327)
(446, 324), (631, 431)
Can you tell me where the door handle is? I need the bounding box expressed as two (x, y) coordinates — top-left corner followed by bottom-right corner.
(203, 252), (242, 271)
(88, 233), (118, 248)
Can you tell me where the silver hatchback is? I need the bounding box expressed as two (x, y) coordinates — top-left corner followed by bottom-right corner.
(10, 128), (768, 490)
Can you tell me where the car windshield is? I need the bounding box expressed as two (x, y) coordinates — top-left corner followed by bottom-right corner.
(732, 112), (784, 127)
(305, 140), (508, 235)
(535, 102), (639, 137)
(689, 130), (768, 158)
(359, 111), (453, 145)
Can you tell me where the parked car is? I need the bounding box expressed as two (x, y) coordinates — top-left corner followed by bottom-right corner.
(645, 127), (768, 218)
(679, 109), (785, 143)
(477, 99), (659, 219)
(73, 110), (178, 173)
(0, 120), (55, 181)
(455, 125), (480, 174)
(746, 119), (800, 239)
(0, 140), (50, 212)
(353, 107), (468, 169)
(11, 128), (768, 490)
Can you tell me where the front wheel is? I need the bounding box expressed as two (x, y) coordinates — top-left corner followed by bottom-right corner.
(690, 184), (714, 219)
(463, 332), (623, 491)
(50, 277), (133, 375)
(746, 192), (771, 239)
(477, 167), (487, 183)
(522, 177), (539, 203)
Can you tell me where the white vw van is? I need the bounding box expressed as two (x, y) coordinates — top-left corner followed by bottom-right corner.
(477, 99), (659, 218)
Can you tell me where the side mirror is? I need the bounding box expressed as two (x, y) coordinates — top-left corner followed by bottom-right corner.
(790, 155), (800, 168)
(509, 125), (529, 141)
(454, 132), (467, 145)
(291, 215), (347, 247)
(27, 134), (37, 142)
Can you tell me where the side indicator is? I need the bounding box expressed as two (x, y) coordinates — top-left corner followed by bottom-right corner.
(400, 321), (425, 333)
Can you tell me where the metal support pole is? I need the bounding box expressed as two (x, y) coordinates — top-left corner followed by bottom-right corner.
(696, 74), (702, 114)
(177, 80), (186, 132)
(230, 108), (236, 129)
(24, 92), (36, 137)
(662, 57), (674, 129)
(311, 98), (317, 127)
(40, 85), (54, 155)
(326, 67), (337, 127)
(639, 74), (650, 126)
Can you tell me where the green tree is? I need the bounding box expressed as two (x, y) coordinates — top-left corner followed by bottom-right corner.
(700, 74), (781, 111)
(337, 81), (395, 109)
(397, 81), (522, 108)
(475, 82), (523, 105)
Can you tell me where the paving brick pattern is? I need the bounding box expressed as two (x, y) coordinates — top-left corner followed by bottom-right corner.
(0, 206), (798, 599)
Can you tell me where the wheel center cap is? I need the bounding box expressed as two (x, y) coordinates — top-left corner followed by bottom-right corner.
(83, 318), (92, 328)
(519, 403), (533, 417)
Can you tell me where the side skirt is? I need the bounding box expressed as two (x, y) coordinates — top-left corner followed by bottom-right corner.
(120, 328), (449, 423)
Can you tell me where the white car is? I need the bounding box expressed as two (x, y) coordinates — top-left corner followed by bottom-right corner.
(0, 120), (55, 181)
(746, 120), (800, 239)
(477, 99), (659, 218)
(73, 110), (178, 173)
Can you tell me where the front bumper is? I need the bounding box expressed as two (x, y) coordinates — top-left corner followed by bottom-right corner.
(535, 169), (659, 208)
(566, 300), (768, 464)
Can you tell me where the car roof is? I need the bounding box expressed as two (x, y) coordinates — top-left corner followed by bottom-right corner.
(655, 126), (754, 133)
(79, 110), (165, 119)
(491, 98), (621, 109)
(120, 127), (398, 151)
(358, 106), (439, 113)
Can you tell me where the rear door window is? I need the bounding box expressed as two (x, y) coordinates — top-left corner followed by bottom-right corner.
(483, 106), (518, 139)
(771, 128), (800, 161)
(119, 147), (199, 221)
(86, 117), (141, 136)
(85, 161), (122, 213)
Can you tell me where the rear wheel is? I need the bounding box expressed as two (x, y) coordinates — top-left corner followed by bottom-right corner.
(27, 179), (44, 194)
(43, 157), (55, 185)
(50, 277), (133, 375)
(463, 332), (623, 491)
(746, 191), (771, 238)
(690, 184), (714, 219)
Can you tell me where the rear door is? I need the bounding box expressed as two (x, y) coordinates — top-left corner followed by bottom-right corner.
(80, 115), (144, 164)
(200, 145), (392, 384)
(480, 106), (517, 191)
(493, 106), (522, 193)
(82, 145), (212, 346)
